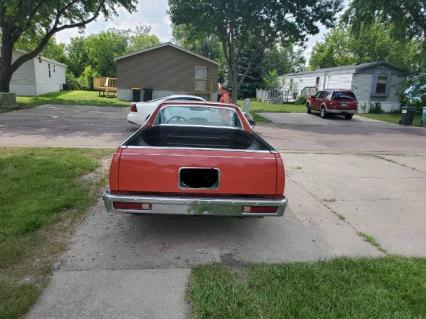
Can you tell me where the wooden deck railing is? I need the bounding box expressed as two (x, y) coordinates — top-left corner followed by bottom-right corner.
(93, 77), (117, 97)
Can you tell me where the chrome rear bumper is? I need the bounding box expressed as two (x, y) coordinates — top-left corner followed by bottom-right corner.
(103, 191), (288, 217)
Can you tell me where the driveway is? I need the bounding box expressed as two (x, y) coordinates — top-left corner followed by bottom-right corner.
(258, 113), (426, 153)
(1, 106), (424, 318)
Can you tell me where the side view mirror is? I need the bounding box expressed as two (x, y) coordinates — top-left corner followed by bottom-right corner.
(249, 119), (256, 127)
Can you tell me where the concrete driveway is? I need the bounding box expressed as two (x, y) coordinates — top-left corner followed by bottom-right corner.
(1, 106), (424, 318)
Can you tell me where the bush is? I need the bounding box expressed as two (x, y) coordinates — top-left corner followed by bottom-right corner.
(369, 103), (382, 114)
(65, 72), (80, 90)
(402, 73), (426, 111)
(295, 95), (307, 105)
(78, 65), (99, 90)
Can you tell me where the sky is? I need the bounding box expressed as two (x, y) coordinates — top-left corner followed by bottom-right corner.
(55, 0), (346, 63)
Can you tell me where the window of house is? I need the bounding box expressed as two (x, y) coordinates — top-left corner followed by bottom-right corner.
(289, 79), (293, 90)
(53, 65), (56, 73)
(372, 71), (391, 96)
(315, 77), (320, 87)
(195, 66), (207, 91)
(48, 63), (51, 78)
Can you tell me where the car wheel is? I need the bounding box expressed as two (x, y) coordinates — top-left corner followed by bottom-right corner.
(320, 106), (327, 119)
(345, 114), (353, 120)
(307, 103), (312, 114)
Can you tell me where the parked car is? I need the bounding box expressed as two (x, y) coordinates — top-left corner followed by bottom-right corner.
(104, 101), (288, 217)
(307, 89), (358, 119)
(127, 94), (205, 126)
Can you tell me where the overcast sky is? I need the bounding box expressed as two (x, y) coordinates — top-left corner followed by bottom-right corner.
(55, 0), (346, 63)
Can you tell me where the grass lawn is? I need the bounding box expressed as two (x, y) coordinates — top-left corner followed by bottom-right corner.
(0, 147), (111, 318)
(188, 257), (426, 319)
(360, 112), (424, 127)
(16, 90), (128, 108)
(237, 100), (306, 123)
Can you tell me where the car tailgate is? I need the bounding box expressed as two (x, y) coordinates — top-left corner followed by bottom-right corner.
(115, 147), (280, 196)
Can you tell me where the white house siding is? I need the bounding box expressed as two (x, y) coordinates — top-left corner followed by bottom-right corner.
(34, 58), (66, 95)
(9, 51), (37, 96)
(325, 73), (353, 90)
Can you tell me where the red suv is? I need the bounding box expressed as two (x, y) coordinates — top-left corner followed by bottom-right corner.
(307, 89), (358, 120)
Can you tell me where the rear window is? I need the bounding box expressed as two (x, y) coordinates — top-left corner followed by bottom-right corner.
(332, 91), (356, 100)
(154, 105), (242, 129)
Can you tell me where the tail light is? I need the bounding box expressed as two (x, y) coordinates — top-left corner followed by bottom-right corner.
(130, 104), (137, 112)
(113, 202), (151, 210)
(241, 206), (278, 214)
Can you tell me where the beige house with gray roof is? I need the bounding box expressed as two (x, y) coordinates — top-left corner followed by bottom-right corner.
(116, 42), (219, 101)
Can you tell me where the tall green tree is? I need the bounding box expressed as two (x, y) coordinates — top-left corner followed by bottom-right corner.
(66, 27), (160, 77)
(342, 0), (426, 70)
(309, 24), (420, 71)
(16, 35), (67, 64)
(0, 0), (136, 92)
(67, 37), (90, 77)
(169, 0), (342, 102)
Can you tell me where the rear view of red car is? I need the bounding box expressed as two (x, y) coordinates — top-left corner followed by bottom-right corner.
(307, 89), (358, 120)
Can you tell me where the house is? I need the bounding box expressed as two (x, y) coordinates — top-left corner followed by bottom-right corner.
(116, 42), (219, 101)
(280, 62), (407, 112)
(6, 49), (66, 96)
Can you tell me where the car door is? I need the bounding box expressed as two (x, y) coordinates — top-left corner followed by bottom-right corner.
(312, 91), (323, 110)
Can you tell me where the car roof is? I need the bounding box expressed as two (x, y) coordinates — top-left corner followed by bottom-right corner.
(164, 94), (205, 100)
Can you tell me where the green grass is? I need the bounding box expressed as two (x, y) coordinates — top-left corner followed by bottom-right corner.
(358, 232), (387, 254)
(0, 147), (111, 319)
(16, 90), (128, 108)
(239, 100), (306, 113)
(237, 100), (305, 124)
(188, 257), (426, 319)
(360, 113), (424, 127)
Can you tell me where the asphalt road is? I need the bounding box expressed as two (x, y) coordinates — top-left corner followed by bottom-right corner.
(1, 105), (424, 318)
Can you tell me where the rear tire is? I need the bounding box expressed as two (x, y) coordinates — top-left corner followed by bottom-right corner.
(307, 103), (312, 114)
(345, 114), (353, 120)
(320, 106), (327, 119)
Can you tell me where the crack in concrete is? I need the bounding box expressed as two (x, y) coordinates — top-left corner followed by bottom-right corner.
(288, 175), (387, 256)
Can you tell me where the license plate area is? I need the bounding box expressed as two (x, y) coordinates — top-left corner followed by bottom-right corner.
(179, 168), (220, 189)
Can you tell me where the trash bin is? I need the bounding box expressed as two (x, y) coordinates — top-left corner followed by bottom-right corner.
(422, 107), (426, 126)
(132, 88), (141, 102)
(143, 88), (153, 102)
(400, 106), (416, 126)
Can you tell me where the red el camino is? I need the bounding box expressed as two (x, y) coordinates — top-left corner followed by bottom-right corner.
(103, 101), (288, 217)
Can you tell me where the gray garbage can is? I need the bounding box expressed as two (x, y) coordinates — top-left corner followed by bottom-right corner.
(422, 107), (426, 126)
(400, 106), (416, 126)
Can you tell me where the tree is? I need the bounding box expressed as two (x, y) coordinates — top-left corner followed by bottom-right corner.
(0, 0), (136, 92)
(66, 26), (159, 78)
(67, 36), (90, 77)
(342, 0), (426, 69)
(262, 69), (280, 90)
(128, 25), (160, 53)
(16, 34), (67, 64)
(85, 29), (129, 76)
(169, 0), (342, 103)
(309, 24), (420, 71)
(263, 45), (306, 75)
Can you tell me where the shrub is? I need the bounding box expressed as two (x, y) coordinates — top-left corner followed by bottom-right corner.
(65, 71), (80, 90)
(369, 103), (382, 114)
(295, 95), (307, 104)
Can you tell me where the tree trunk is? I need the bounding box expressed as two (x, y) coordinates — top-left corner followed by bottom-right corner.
(228, 43), (239, 104)
(0, 32), (14, 93)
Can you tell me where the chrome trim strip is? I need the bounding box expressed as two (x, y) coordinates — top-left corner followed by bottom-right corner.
(155, 124), (243, 130)
(122, 145), (275, 154)
(103, 191), (288, 217)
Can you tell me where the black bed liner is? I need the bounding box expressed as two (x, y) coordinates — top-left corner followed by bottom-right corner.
(124, 126), (274, 151)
